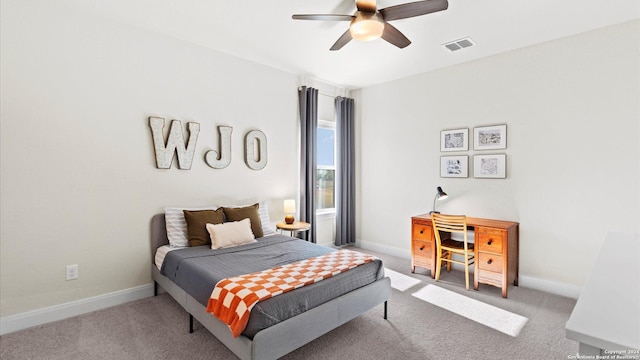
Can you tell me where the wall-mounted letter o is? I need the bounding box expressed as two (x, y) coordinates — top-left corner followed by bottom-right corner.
(245, 130), (267, 170)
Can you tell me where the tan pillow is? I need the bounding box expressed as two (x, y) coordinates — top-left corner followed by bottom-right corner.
(222, 203), (264, 238)
(183, 209), (225, 246)
(207, 219), (257, 249)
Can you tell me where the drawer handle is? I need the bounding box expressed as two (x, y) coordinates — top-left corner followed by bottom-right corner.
(419, 230), (424, 234)
(419, 246), (425, 251)
(487, 240), (493, 246)
(487, 259), (493, 265)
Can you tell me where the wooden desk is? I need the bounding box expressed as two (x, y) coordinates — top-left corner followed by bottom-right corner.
(411, 214), (519, 298)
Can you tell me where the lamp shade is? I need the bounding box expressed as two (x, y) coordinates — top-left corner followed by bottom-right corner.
(436, 186), (448, 200)
(430, 186), (448, 214)
(284, 199), (296, 214)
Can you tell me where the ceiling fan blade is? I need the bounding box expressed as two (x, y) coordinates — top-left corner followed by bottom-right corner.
(379, 0), (448, 21)
(292, 14), (354, 21)
(330, 29), (353, 51)
(381, 23), (411, 49)
(356, 0), (377, 13)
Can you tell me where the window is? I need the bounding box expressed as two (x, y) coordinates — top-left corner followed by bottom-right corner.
(316, 120), (335, 212)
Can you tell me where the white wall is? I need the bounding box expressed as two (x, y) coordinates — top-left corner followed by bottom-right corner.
(355, 20), (639, 295)
(0, 0), (299, 318)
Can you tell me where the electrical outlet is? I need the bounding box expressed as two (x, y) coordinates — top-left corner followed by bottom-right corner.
(66, 264), (78, 280)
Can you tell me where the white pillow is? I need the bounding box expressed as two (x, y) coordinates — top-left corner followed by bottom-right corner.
(207, 219), (257, 249)
(164, 206), (218, 247)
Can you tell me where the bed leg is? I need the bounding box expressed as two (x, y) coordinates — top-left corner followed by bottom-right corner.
(154, 281), (158, 297)
(189, 314), (194, 333)
(384, 301), (388, 320)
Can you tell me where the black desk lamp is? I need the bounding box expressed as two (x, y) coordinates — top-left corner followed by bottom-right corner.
(430, 186), (448, 214)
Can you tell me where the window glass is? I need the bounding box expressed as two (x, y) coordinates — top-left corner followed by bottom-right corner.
(317, 128), (335, 167)
(316, 169), (335, 210)
(316, 125), (335, 211)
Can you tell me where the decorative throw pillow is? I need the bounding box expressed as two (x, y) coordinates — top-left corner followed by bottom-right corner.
(222, 203), (264, 238)
(183, 209), (225, 247)
(164, 206), (218, 247)
(207, 219), (257, 249)
(257, 200), (276, 236)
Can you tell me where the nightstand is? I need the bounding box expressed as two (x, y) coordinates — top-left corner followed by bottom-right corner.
(276, 221), (311, 239)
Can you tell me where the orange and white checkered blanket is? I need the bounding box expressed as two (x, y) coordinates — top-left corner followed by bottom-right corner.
(206, 249), (376, 338)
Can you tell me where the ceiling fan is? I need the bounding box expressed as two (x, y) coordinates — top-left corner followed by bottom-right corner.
(292, 0), (448, 51)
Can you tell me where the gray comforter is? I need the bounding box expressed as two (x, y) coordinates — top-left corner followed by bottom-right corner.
(161, 235), (384, 338)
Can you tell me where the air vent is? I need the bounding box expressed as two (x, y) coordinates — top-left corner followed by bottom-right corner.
(443, 37), (475, 52)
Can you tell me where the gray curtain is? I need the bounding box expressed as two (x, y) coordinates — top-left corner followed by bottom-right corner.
(335, 96), (356, 246)
(298, 86), (318, 243)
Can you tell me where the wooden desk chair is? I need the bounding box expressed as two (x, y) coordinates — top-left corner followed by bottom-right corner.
(431, 214), (475, 290)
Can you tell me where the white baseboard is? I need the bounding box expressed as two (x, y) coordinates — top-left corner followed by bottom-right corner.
(356, 240), (412, 260)
(518, 275), (581, 299)
(356, 240), (581, 299)
(0, 283), (154, 336)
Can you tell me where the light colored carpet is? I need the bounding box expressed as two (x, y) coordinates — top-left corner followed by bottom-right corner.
(412, 284), (529, 337)
(0, 248), (578, 359)
(384, 268), (422, 291)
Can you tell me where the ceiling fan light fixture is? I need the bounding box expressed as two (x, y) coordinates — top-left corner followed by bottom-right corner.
(350, 12), (385, 41)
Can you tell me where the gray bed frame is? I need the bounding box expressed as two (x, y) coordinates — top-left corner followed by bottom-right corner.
(150, 213), (391, 360)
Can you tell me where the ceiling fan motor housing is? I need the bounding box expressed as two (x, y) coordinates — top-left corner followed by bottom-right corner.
(350, 11), (385, 41)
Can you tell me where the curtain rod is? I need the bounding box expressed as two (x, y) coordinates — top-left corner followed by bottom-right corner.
(319, 91), (339, 98)
(298, 86), (351, 99)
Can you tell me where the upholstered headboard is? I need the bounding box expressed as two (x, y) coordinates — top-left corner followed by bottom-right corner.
(150, 213), (169, 261)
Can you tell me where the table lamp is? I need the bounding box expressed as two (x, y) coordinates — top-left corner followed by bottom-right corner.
(283, 199), (296, 224)
(430, 186), (448, 214)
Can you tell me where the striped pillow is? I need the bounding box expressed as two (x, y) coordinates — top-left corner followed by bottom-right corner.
(257, 200), (275, 236)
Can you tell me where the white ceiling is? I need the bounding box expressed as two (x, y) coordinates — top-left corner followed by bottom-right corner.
(65, 0), (638, 89)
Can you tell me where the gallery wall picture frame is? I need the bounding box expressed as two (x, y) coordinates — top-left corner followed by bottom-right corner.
(473, 124), (507, 150)
(473, 154), (506, 179)
(441, 155), (469, 178)
(440, 128), (469, 152)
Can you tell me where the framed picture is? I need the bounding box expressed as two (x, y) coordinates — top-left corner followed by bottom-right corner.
(440, 128), (469, 152)
(441, 156), (468, 178)
(474, 154), (506, 179)
(474, 124), (507, 150)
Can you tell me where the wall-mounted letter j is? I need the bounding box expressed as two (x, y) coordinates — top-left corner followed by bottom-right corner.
(205, 126), (233, 169)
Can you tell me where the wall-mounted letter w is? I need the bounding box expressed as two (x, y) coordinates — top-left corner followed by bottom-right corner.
(149, 116), (200, 169)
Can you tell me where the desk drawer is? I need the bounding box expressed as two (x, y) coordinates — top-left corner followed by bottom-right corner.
(478, 252), (503, 273)
(412, 223), (432, 241)
(412, 240), (432, 262)
(477, 228), (504, 253)
(476, 269), (503, 288)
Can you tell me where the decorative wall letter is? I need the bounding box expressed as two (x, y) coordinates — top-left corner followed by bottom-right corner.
(244, 130), (267, 170)
(149, 117), (200, 169)
(149, 116), (268, 171)
(205, 126), (233, 169)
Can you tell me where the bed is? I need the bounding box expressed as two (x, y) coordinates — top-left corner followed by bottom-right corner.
(150, 213), (391, 360)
